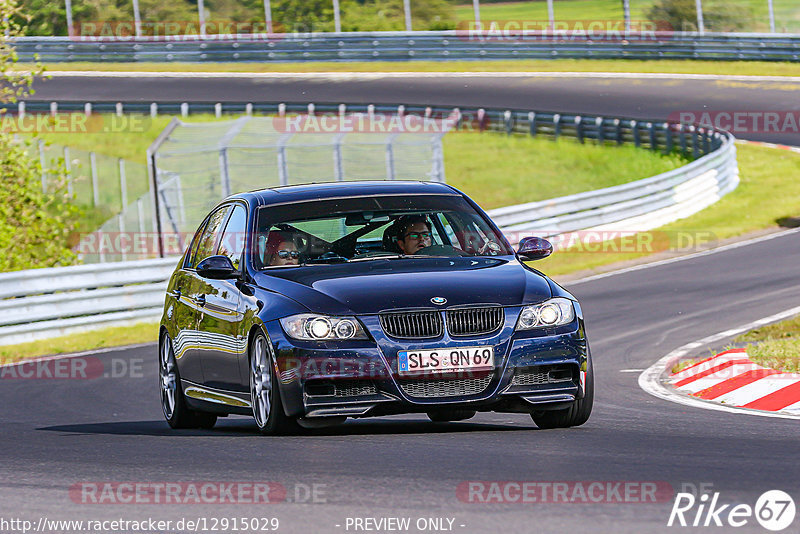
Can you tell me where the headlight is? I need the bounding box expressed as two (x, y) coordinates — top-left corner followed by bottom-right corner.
(516, 298), (575, 330)
(280, 314), (368, 341)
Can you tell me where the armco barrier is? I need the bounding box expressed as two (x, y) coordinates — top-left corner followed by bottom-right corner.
(0, 257), (178, 346)
(12, 31), (800, 62)
(1, 102), (738, 344)
(488, 134), (737, 240)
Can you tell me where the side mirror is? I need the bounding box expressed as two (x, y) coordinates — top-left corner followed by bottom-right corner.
(517, 237), (553, 261)
(196, 255), (240, 279)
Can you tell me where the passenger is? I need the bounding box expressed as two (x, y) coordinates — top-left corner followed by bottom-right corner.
(394, 215), (433, 255)
(263, 231), (300, 266)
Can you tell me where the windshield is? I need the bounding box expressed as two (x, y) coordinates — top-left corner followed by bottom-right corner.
(254, 194), (512, 268)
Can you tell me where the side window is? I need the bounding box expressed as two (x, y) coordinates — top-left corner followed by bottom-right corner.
(185, 219), (209, 269)
(191, 206), (230, 268)
(217, 205), (247, 270)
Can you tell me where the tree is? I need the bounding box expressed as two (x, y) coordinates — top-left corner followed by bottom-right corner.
(1, 0), (82, 270)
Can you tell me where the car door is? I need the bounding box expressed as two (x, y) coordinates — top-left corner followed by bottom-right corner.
(196, 203), (248, 392)
(167, 216), (210, 384)
(181, 205), (232, 385)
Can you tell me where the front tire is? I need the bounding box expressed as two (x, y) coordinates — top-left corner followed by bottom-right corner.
(159, 333), (217, 430)
(531, 356), (594, 429)
(250, 331), (298, 435)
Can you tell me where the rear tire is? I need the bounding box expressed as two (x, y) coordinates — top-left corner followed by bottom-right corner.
(531, 356), (594, 429)
(159, 333), (217, 430)
(250, 331), (299, 435)
(427, 410), (476, 422)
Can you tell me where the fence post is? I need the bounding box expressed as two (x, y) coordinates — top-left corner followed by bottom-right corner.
(631, 120), (641, 147)
(504, 110), (513, 135)
(219, 148), (231, 197)
(90, 151), (100, 207)
(665, 122), (674, 154)
(332, 0), (341, 32)
(679, 124), (688, 155)
(596, 117), (605, 144)
(648, 122), (657, 151)
(385, 137), (396, 180)
(333, 134), (344, 181)
(553, 114), (561, 140)
(615, 118), (623, 145)
(215, 102), (222, 118)
(695, 0), (705, 34)
(528, 112), (536, 137)
(150, 103), (158, 118)
(118, 213), (127, 262)
(277, 136), (289, 186)
(767, 0), (775, 33)
(119, 158), (128, 209)
(691, 126), (700, 159)
(403, 0), (412, 31)
(575, 116), (584, 143)
(137, 197), (145, 235)
(181, 103), (189, 117)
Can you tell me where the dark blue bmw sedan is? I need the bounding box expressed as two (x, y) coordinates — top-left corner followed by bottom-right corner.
(159, 181), (593, 434)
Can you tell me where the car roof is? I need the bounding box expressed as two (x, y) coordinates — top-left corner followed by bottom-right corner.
(230, 181), (461, 207)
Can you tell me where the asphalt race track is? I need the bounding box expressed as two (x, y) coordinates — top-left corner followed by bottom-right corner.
(2, 72), (799, 533)
(28, 72), (800, 145)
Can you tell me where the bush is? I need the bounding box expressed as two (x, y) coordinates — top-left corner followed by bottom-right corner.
(1, 0), (83, 270)
(647, 0), (753, 32)
(0, 135), (82, 270)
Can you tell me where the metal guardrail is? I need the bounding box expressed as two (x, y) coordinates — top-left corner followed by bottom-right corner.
(12, 31), (800, 62)
(0, 257), (178, 345)
(488, 135), (738, 239)
(2, 101), (738, 345)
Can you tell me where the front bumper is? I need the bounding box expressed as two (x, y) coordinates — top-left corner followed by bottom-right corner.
(264, 308), (589, 419)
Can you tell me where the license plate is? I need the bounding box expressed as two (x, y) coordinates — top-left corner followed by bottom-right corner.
(398, 346), (494, 375)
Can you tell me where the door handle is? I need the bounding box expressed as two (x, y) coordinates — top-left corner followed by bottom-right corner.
(173, 289), (181, 299)
(196, 294), (206, 307)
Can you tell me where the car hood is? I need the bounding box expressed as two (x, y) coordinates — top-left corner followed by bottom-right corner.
(252, 257), (552, 316)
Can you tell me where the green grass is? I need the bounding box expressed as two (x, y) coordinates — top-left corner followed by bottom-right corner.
(735, 315), (800, 372)
(30, 60), (800, 77)
(0, 322), (158, 364)
(534, 142), (800, 275)
(444, 133), (688, 209)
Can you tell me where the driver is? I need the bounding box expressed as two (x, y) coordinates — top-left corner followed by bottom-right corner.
(394, 215), (433, 255)
(263, 230), (300, 266)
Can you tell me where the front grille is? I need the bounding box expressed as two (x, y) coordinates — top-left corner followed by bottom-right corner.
(398, 374), (493, 398)
(380, 311), (443, 339)
(446, 307), (504, 336)
(511, 366), (574, 386)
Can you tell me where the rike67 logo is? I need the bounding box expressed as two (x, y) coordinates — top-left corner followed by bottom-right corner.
(668, 488), (796, 531)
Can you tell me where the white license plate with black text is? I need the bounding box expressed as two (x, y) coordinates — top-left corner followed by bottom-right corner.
(398, 346), (494, 375)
